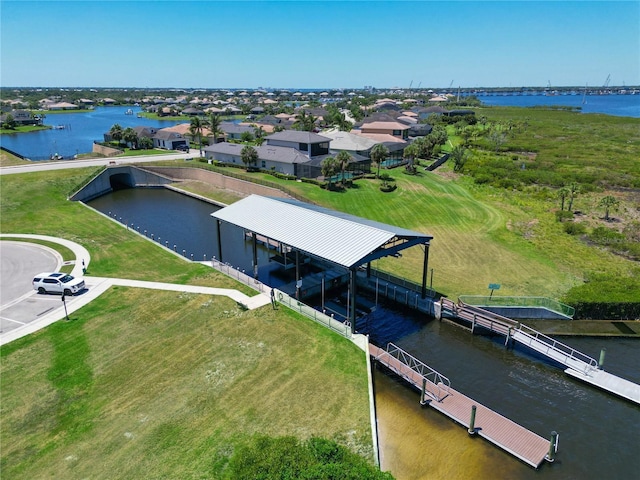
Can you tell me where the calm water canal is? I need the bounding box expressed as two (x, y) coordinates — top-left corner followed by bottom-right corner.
(87, 187), (639, 480)
(0, 106), (180, 160)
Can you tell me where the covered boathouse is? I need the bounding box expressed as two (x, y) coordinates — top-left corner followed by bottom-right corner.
(211, 195), (433, 326)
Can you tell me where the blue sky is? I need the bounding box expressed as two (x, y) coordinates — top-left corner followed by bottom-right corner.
(1, 1), (638, 89)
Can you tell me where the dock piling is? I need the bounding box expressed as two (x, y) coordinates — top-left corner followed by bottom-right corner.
(546, 431), (559, 462)
(599, 348), (606, 369)
(468, 405), (477, 435)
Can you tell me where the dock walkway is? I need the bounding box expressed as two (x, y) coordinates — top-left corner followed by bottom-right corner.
(370, 343), (553, 469)
(440, 298), (640, 405)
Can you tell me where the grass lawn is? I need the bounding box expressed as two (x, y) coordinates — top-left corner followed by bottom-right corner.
(0, 125), (51, 135)
(205, 163), (637, 301)
(0, 169), (252, 294)
(116, 148), (167, 157)
(0, 288), (372, 479)
(0, 150), (31, 167)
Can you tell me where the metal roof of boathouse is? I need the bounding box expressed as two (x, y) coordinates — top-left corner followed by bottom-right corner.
(211, 195), (432, 269)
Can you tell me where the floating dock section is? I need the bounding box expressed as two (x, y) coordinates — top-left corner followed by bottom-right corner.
(371, 343), (555, 468)
(440, 298), (640, 406)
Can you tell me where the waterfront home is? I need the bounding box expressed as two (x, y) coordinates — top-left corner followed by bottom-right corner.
(152, 130), (188, 150)
(0, 110), (39, 125)
(264, 130), (331, 158)
(203, 142), (311, 176)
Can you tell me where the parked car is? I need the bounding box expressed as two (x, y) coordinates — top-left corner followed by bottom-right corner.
(175, 144), (190, 152)
(33, 272), (85, 296)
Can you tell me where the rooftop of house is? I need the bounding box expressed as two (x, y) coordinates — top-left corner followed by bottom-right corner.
(265, 130), (331, 144)
(204, 142), (311, 164)
(360, 121), (410, 131)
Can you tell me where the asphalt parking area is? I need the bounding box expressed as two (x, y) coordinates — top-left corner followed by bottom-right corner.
(0, 241), (81, 337)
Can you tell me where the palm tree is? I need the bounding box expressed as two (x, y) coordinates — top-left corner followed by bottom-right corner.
(557, 187), (571, 211)
(241, 145), (258, 171)
(403, 143), (419, 173)
(208, 113), (223, 144)
(190, 117), (203, 157)
(122, 127), (138, 149)
(321, 156), (338, 189)
(450, 145), (469, 172)
(599, 195), (619, 221)
(370, 143), (389, 178)
(335, 150), (352, 185)
(109, 123), (123, 144)
(254, 126), (266, 145)
(293, 110), (317, 131)
(567, 182), (580, 212)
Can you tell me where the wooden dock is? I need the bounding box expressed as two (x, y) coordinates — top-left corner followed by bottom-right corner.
(371, 343), (553, 469)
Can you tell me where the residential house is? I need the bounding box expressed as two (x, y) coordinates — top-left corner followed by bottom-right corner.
(264, 130), (331, 158)
(220, 122), (256, 140)
(203, 142), (311, 177)
(1, 110), (38, 125)
(359, 120), (410, 140)
(321, 130), (378, 158)
(152, 130), (188, 150)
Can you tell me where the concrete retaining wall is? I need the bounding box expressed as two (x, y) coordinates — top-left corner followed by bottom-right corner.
(143, 166), (292, 199)
(92, 142), (123, 157)
(70, 166), (175, 202)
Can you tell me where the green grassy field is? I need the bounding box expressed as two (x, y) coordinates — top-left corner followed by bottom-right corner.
(0, 169), (252, 293)
(204, 162), (638, 302)
(0, 288), (372, 478)
(0, 150), (31, 167)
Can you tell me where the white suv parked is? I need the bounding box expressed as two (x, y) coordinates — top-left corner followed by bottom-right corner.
(33, 272), (85, 296)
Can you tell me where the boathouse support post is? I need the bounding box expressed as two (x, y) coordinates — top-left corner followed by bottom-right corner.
(468, 405), (477, 434)
(252, 233), (258, 278)
(546, 431), (559, 462)
(471, 314), (476, 334)
(599, 348), (606, 369)
(215, 219), (223, 263)
(295, 250), (300, 299)
(420, 378), (427, 405)
(349, 268), (357, 331)
(366, 262), (371, 278)
(505, 327), (511, 347)
(421, 243), (430, 298)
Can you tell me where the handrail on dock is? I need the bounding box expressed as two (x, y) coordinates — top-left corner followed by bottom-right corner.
(516, 324), (598, 372)
(377, 342), (450, 402)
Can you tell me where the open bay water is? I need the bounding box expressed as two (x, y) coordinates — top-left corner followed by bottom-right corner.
(476, 93), (640, 118)
(0, 106), (181, 160)
(86, 187), (640, 480)
(1, 95), (637, 162)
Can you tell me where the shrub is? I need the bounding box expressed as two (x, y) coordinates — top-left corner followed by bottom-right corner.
(588, 226), (625, 245)
(300, 177), (325, 187)
(223, 436), (394, 480)
(555, 210), (574, 222)
(564, 222), (586, 235)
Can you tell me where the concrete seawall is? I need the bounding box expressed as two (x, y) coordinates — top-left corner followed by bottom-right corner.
(70, 165), (294, 202)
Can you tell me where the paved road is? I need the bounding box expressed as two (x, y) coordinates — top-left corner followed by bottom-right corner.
(0, 241), (61, 305)
(0, 149), (200, 175)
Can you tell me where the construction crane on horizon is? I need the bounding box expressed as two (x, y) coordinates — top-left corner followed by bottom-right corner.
(603, 74), (611, 88)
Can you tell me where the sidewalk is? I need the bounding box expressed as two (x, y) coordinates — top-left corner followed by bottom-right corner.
(0, 234), (271, 346)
